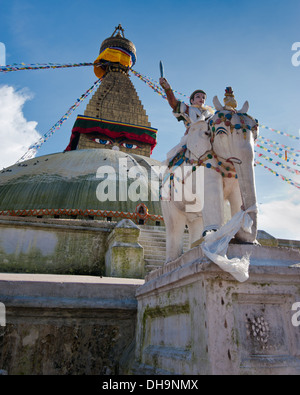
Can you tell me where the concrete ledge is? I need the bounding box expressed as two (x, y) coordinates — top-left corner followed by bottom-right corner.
(0, 215), (117, 231)
(0, 217), (116, 275)
(0, 273), (144, 375)
(0, 273), (144, 310)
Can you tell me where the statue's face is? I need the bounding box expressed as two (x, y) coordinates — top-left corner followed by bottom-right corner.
(191, 92), (206, 107)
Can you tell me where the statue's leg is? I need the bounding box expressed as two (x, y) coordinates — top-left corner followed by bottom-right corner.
(161, 200), (186, 264)
(187, 215), (203, 249)
(228, 183), (257, 244)
(227, 181), (243, 217)
(202, 168), (224, 236)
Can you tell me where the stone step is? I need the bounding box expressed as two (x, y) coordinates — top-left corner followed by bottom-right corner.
(139, 238), (167, 246)
(145, 257), (165, 265)
(141, 239), (189, 245)
(139, 235), (189, 244)
(144, 253), (164, 260)
(139, 225), (190, 273)
(139, 236), (167, 243)
(142, 245), (166, 251)
(140, 227), (188, 235)
(144, 248), (165, 255)
(144, 248), (166, 254)
(145, 260), (164, 267)
(140, 232), (189, 239)
(144, 254), (164, 260)
(143, 243), (166, 248)
(142, 242), (189, 251)
(145, 266), (163, 274)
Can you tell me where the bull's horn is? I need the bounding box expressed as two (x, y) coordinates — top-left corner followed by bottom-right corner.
(213, 96), (223, 111)
(239, 101), (249, 113)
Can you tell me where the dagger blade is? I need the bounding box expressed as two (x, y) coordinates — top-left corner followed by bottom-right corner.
(159, 61), (164, 78)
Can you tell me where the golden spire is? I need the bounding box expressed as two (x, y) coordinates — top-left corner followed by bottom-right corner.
(111, 24), (125, 38)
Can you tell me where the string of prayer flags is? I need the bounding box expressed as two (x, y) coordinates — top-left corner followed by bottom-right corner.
(256, 152), (300, 175)
(260, 124), (299, 141)
(255, 160), (300, 189)
(16, 79), (102, 163)
(257, 135), (300, 155)
(0, 62), (94, 73)
(255, 143), (299, 167)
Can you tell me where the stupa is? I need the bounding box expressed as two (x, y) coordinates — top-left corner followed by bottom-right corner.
(0, 25), (162, 226)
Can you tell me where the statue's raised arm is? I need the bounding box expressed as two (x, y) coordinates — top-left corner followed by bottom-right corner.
(159, 77), (178, 110)
(159, 77), (212, 131)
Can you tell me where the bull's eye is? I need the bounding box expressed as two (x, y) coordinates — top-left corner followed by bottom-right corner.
(216, 127), (228, 136)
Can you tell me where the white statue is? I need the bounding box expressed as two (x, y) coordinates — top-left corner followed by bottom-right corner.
(160, 86), (259, 281)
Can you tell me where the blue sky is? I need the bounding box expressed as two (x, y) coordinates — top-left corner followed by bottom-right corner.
(0, 0), (299, 239)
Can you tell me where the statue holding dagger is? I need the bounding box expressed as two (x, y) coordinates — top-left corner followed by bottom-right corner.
(159, 61), (213, 134)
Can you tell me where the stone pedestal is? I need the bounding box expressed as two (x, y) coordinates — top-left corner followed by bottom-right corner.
(134, 244), (300, 375)
(105, 219), (144, 279)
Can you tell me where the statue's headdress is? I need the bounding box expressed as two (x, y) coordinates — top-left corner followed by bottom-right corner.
(223, 87), (237, 110)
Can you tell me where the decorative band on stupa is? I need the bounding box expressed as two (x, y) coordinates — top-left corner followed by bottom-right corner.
(65, 115), (157, 153)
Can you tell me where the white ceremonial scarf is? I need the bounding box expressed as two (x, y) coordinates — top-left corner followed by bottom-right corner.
(201, 205), (258, 282)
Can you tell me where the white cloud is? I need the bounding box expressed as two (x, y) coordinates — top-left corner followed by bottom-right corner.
(258, 190), (300, 240)
(0, 85), (40, 169)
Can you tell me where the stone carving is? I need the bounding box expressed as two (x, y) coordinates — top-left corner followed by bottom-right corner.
(246, 316), (270, 350)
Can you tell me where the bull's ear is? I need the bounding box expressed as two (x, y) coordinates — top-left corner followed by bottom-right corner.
(239, 100), (249, 113)
(213, 96), (223, 111)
